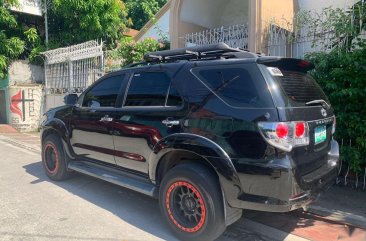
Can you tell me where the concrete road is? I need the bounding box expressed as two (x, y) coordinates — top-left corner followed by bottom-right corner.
(0, 139), (269, 241)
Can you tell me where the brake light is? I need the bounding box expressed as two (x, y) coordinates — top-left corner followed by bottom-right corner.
(276, 123), (289, 138)
(295, 122), (305, 137)
(258, 121), (309, 152)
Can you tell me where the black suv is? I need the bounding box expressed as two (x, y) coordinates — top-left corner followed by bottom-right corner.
(41, 43), (339, 241)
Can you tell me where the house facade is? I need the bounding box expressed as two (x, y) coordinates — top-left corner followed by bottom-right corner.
(134, 1), (171, 42)
(169, 0), (295, 53)
(136, 0), (296, 53)
(135, 0), (360, 55)
(298, 0), (358, 12)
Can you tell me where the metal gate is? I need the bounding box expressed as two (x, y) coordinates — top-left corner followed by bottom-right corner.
(267, 1), (366, 58)
(185, 24), (249, 50)
(42, 40), (104, 110)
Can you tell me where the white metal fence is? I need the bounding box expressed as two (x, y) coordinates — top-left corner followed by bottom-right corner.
(267, 1), (366, 58)
(42, 40), (104, 95)
(184, 24), (249, 50)
(41, 40), (104, 110)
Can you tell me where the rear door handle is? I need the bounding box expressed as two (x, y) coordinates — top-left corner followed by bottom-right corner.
(100, 115), (113, 123)
(162, 118), (180, 128)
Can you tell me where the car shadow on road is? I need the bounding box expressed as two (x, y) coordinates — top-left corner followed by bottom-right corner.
(23, 161), (179, 241)
(22, 161), (274, 241)
(24, 161), (361, 241)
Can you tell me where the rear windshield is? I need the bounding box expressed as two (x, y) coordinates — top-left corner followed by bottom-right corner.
(262, 62), (329, 105)
(276, 70), (328, 103)
(192, 64), (274, 108)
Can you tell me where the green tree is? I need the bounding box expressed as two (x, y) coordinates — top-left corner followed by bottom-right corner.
(304, 2), (366, 174)
(0, 0), (40, 78)
(47, 0), (129, 47)
(306, 45), (366, 173)
(125, 0), (167, 30)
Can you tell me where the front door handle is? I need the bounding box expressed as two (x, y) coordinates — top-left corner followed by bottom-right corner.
(162, 118), (180, 128)
(100, 115), (113, 123)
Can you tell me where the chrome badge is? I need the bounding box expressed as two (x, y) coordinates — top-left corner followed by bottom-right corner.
(321, 108), (328, 117)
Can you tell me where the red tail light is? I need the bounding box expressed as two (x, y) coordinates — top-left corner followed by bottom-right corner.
(258, 121), (310, 152)
(276, 123), (289, 138)
(295, 122), (305, 138)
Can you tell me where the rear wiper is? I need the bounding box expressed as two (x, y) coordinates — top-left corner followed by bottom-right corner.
(306, 99), (331, 109)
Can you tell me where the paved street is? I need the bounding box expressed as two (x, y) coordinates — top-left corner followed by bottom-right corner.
(1, 130), (365, 241)
(0, 137), (271, 241)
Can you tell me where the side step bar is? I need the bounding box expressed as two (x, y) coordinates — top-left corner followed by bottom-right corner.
(68, 161), (158, 198)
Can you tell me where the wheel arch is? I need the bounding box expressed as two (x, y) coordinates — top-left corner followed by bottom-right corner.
(41, 118), (73, 159)
(149, 133), (242, 212)
(155, 149), (216, 186)
(151, 133), (243, 227)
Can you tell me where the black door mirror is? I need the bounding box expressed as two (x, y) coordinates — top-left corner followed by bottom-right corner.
(64, 94), (78, 105)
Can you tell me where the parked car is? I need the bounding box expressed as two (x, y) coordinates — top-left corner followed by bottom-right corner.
(41, 43), (339, 241)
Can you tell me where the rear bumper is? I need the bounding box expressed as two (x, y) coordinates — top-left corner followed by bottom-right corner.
(228, 140), (339, 212)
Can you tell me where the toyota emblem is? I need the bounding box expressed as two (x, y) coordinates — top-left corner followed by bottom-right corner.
(321, 108), (327, 117)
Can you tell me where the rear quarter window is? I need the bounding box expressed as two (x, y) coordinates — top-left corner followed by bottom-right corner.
(192, 64), (274, 108)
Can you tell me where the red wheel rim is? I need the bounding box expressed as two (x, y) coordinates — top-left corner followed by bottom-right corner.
(165, 181), (206, 233)
(43, 143), (59, 174)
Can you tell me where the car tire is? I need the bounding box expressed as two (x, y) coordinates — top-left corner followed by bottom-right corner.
(42, 134), (71, 181)
(159, 163), (226, 241)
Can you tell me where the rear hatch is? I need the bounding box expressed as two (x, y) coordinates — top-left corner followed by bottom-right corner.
(258, 58), (335, 187)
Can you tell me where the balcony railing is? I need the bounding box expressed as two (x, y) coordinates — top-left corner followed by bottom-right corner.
(184, 24), (249, 50)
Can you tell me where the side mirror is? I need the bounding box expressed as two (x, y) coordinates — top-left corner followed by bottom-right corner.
(64, 94), (78, 105)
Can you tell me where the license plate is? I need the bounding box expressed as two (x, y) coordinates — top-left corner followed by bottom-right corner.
(314, 125), (327, 144)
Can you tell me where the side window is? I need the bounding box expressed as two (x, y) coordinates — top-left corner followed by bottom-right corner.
(82, 75), (125, 107)
(167, 84), (183, 107)
(125, 72), (173, 107)
(194, 65), (272, 108)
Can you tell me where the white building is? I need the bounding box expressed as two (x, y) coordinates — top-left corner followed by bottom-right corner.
(135, 2), (171, 42)
(135, 0), (362, 57)
(298, 0), (358, 12)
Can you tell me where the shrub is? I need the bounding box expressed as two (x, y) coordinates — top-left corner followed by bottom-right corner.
(117, 37), (168, 66)
(306, 43), (366, 173)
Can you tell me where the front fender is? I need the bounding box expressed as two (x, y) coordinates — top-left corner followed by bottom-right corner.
(41, 118), (73, 159)
(149, 133), (242, 206)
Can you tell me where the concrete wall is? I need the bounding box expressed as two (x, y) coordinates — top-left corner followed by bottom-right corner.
(249, 0), (295, 53)
(8, 60), (44, 85)
(179, 0), (249, 29)
(8, 85), (43, 132)
(297, 0), (359, 12)
(139, 10), (170, 41)
(45, 94), (65, 112)
(6, 60), (45, 132)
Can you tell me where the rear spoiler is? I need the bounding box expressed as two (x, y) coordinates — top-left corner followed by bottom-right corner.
(257, 57), (315, 73)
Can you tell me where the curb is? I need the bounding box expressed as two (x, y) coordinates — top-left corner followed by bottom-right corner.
(0, 135), (41, 154)
(307, 205), (366, 230)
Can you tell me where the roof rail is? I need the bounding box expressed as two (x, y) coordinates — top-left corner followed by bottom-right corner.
(144, 43), (257, 62)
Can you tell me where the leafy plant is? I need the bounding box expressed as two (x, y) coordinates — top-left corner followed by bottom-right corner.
(118, 37), (166, 65)
(47, 0), (129, 48)
(0, 0), (41, 78)
(290, 2), (366, 174)
(125, 0), (167, 30)
(306, 41), (366, 173)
